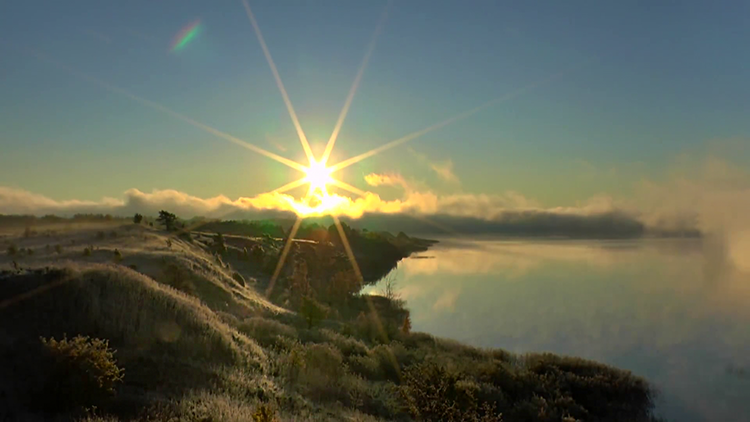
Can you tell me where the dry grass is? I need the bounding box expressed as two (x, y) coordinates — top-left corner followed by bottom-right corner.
(0, 221), (664, 422)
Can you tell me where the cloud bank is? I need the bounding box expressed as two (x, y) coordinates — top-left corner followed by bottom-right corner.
(1, 155), (748, 239)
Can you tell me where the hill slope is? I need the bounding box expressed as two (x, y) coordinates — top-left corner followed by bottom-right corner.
(0, 222), (665, 422)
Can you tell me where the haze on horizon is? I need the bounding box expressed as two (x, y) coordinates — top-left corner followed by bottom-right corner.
(1, 0), (749, 240)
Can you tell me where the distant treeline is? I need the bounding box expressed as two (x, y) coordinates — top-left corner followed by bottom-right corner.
(0, 214), (128, 227)
(0, 210), (702, 239)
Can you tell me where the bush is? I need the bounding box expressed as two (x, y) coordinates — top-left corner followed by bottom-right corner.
(7, 244), (17, 256)
(113, 249), (123, 263)
(38, 335), (124, 412)
(297, 343), (349, 401)
(400, 361), (502, 422)
(83, 247), (92, 257)
(252, 402), (279, 422)
(54, 244), (63, 254)
(97, 231), (106, 240)
(522, 353), (656, 421)
(26, 247), (34, 256)
(133, 213), (143, 224)
(160, 262), (196, 295)
(238, 317), (297, 348)
(320, 329), (369, 357)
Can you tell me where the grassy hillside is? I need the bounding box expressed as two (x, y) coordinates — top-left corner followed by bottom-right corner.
(0, 220), (665, 422)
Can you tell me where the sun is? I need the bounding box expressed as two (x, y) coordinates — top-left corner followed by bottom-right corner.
(303, 160), (333, 195)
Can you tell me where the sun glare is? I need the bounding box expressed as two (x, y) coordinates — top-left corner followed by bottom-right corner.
(304, 160), (333, 194)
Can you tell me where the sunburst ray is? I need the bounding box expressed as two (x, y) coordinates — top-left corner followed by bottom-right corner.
(328, 178), (368, 197)
(332, 215), (402, 379)
(272, 177), (309, 194)
(329, 61), (590, 173)
(241, 0), (315, 164)
(20, 46), (308, 173)
(266, 215), (304, 298)
(321, 0), (393, 164)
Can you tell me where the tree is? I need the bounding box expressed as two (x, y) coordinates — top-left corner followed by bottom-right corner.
(156, 210), (177, 231)
(299, 296), (328, 328)
(325, 269), (362, 304)
(133, 213), (143, 224)
(401, 314), (412, 334)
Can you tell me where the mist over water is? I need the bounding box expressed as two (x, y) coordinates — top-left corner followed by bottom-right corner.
(365, 237), (750, 422)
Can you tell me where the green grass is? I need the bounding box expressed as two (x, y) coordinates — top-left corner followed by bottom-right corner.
(0, 225), (665, 422)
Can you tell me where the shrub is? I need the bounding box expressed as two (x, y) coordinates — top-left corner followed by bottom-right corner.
(38, 335), (124, 412)
(296, 343), (349, 401)
(165, 238), (173, 248)
(7, 244), (17, 256)
(355, 311), (397, 344)
(320, 329), (369, 357)
(252, 403), (279, 422)
(26, 247), (34, 256)
(97, 231), (106, 240)
(133, 213), (143, 224)
(54, 244), (63, 254)
(523, 353), (656, 421)
(83, 247), (92, 257)
(238, 317), (297, 348)
(232, 271), (246, 286)
(113, 249), (123, 263)
(369, 344), (405, 383)
(400, 361), (502, 422)
(160, 262), (196, 295)
(110, 231), (118, 238)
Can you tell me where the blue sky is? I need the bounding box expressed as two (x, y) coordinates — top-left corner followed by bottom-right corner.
(1, 0), (748, 209)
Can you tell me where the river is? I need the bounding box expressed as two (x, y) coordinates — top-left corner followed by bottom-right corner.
(363, 237), (750, 422)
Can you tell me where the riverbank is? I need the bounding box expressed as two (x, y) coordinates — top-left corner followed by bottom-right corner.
(0, 219), (664, 421)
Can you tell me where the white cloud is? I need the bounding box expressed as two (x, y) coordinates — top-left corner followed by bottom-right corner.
(1, 155), (749, 248)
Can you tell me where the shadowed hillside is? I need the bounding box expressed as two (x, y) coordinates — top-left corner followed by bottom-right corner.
(0, 214), (666, 422)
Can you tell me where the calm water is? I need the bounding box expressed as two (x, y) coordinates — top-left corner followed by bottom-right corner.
(364, 237), (750, 422)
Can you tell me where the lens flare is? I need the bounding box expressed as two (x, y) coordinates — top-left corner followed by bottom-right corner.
(304, 160), (334, 194)
(171, 20), (201, 52)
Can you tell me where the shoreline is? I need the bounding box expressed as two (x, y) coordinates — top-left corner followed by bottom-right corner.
(0, 218), (665, 421)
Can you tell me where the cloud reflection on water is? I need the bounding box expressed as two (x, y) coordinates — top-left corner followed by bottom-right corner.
(375, 238), (750, 422)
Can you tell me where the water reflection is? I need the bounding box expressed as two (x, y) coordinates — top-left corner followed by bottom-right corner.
(365, 238), (750, 422)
